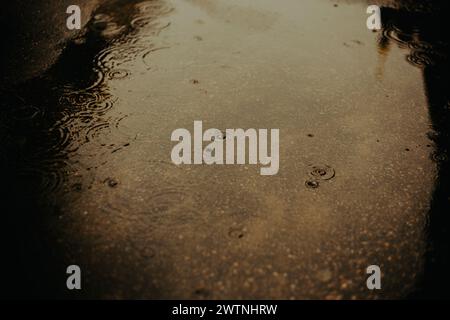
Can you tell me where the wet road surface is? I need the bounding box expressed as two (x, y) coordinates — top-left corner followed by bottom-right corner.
(1, 0), (450, 299)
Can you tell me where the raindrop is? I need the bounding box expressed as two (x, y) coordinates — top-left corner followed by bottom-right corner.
(131, 16), (157, 29)
(408, 40), (434, 51)
(47, 124), (78, 155)
(107, 69), (130, 80)
(86, 96), (116, 115)
(432, 152), (448, 163)
(59, 91), (103, 107)
(380, 24), (412, 49)
(305, 180), (319, 189)
(100, 22), (126, 39)
(93, 13), (112, 22)
(142, 46), (170, 67)
(84, 121), (110, 143)
(18, 163), (67, 195)
(145, 186), (189, 215)
(406, 50), (434, 68)
(308, 164), (335, 181)
(96, 44), (148, 71)
(104, 177), (119, 188)
(91, 14), (126, 38)
(135, 1), (166, 13)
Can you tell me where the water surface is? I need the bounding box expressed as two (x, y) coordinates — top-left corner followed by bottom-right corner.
(2, 0), (450, 299)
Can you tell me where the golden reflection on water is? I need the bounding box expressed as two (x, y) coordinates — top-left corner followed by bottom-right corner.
(3, 0), (450, 299)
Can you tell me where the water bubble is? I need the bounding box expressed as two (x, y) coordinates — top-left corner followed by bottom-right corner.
(305, 180), (320, 189)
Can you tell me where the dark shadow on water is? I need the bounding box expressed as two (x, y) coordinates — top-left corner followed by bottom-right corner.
(0, 0), (171, 298)
(377, 1), (450, 298)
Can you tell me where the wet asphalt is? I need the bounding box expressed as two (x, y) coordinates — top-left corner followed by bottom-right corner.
(1, 0), (450, 299)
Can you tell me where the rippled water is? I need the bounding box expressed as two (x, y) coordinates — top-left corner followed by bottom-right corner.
(2, 0), (173, 197)
(1, 0), (450, 299)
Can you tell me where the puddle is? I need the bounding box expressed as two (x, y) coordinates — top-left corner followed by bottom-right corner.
(1, 0), (450, 299)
